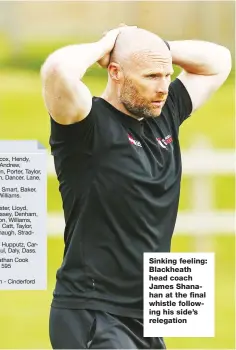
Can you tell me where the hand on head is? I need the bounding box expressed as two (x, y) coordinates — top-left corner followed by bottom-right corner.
(98, 25), (170, 70)
(97, 24), (137, 68)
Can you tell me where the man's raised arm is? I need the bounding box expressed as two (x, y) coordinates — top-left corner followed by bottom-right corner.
(40, 27), (129, 125)
(168, 40), (232, 112)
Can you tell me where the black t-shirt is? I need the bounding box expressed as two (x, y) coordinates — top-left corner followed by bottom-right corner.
(50, 78), (192, 318)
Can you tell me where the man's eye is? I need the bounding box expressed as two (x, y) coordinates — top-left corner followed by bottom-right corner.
(146, 74), (171, 79)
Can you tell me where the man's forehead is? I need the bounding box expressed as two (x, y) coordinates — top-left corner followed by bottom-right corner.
(128, 51), (173, 73)
(130, 49), (171, 64)
(142, 64), (174, 75)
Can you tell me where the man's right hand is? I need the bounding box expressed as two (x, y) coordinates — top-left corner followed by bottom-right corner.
(41, 24), (136, 125)
(98, 24), (137, 68)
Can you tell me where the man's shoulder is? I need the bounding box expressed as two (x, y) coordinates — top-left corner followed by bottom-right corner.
(168, 78), (187, 99)
(90, 97), (124, 129)
(91, 96), (107, 110)
(164, 78), (193, 127)
(91, 96), (116, 114)
(90, 96), (113, 122)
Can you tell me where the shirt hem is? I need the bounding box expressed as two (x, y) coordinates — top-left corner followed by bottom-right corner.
(51, 298), (143, 319)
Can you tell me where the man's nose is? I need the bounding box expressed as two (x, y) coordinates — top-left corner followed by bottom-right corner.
(156, 77), (169, 95)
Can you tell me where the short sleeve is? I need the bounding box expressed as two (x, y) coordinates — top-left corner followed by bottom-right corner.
(49, 103), (96, 158)
(167, 78), (193, 126)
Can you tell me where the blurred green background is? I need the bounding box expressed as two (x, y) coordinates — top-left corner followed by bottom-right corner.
(0, 1), (235, 349)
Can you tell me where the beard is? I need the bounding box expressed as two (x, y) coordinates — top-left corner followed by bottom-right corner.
(119, 77), (163, 119)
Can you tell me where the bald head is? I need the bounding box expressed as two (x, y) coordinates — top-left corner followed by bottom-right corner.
(110, 28), (171, 70)
(104, 27), (173, 120)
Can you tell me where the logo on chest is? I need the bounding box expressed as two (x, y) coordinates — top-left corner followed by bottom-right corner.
(156, 135), (173, 149)
(127, 133), (173, 150)
(128, 134), (142, 147)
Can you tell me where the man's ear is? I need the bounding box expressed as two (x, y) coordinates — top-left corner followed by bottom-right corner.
(108, 62), (123, 82)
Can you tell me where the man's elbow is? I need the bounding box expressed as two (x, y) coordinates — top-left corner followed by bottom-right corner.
(40, 55), (61, 85)
(211, 46), (232, 85)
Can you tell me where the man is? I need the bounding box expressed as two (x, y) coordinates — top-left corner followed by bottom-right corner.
(41, 25), (231, 349)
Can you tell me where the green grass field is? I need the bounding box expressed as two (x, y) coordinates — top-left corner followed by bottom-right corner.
(0, 70), (235, 349)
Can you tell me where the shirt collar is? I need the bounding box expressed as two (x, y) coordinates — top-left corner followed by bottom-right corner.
(96, 97), (145, 133)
